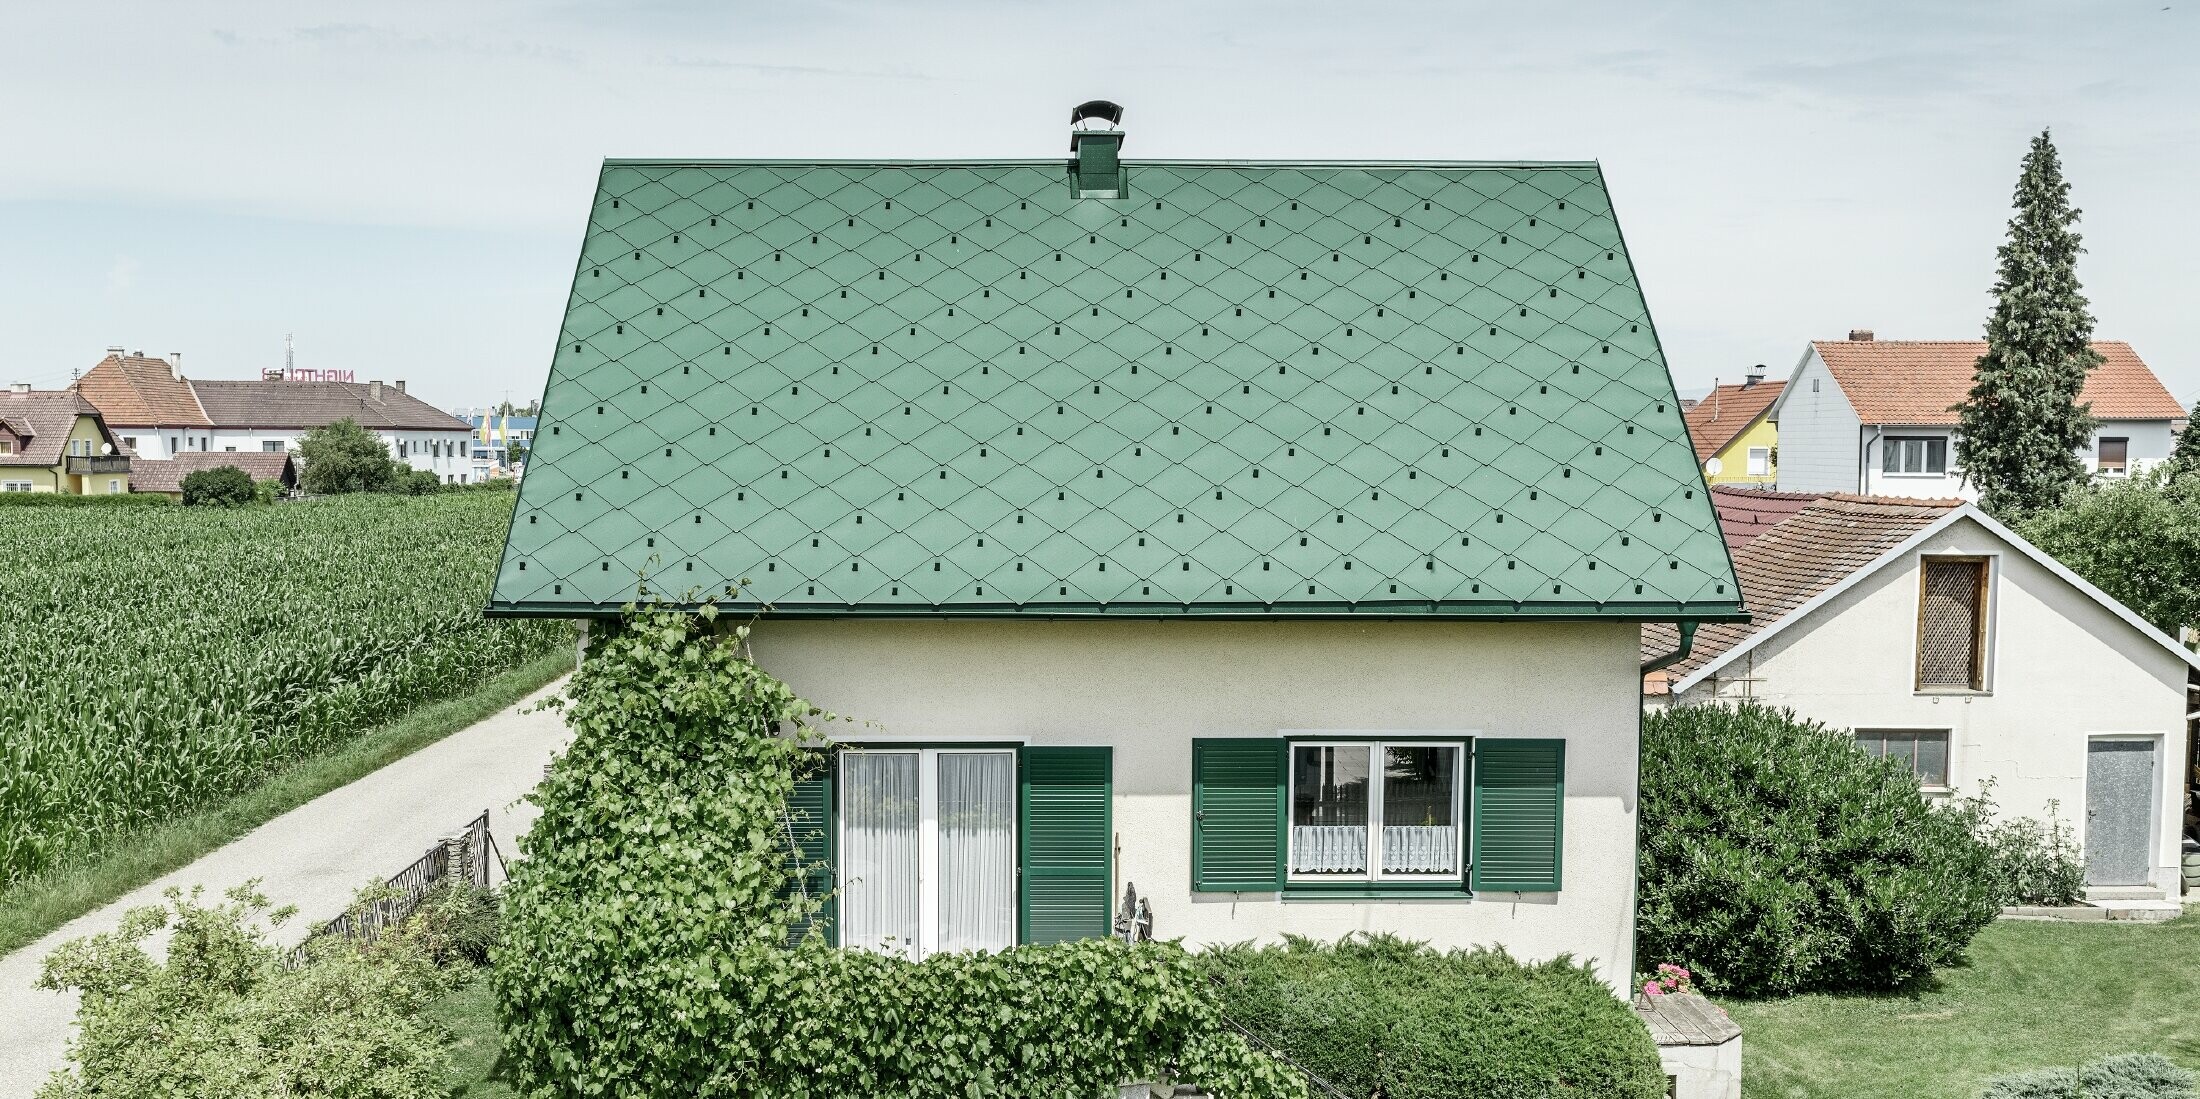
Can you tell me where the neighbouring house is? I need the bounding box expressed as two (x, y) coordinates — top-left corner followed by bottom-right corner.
(128, 450), (299, 501)
(1769, 330), (2186, 499)
(0, 385), (132, 494)
(1683, 367), (1783, 487)
(73, 350), (479, 483)
(461, 411), (537, 479)
(487, 104), (1744, 990)
(1645, 491), (2195, 901)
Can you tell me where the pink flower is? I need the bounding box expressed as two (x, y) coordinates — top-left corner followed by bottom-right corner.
(1643, 981), (1662, 997)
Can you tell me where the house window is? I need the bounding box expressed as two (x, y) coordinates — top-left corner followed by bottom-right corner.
(223, 446), (236, 452)
(839, 748), (1017, 958)
(1883, 435), (1949, 475)
(0, 440), (12, 454)
(263, 441), (285, 453)
(1917, 557), (1989, 692)
(1, 481), (31, 493)
(1856, 729), (1951, 789)
(2098, 437), (2129, 474)
(120, 437), (135, 450)
(1289, 741), (1464, 881)
(108, 479), (121, 494)
(1746, 446), (1771, 477)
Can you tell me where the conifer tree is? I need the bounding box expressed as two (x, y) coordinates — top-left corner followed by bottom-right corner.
(1957, 130), (2102, 517)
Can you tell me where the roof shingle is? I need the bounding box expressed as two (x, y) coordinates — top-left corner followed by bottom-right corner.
(0, 391), (111, 467)
(1810, 339), (2183, 426)
(128, 451), (299, 494)
(189, 380), (470, 431)
(1682, 380), (1783, 463)
(71, 354), (211, 428)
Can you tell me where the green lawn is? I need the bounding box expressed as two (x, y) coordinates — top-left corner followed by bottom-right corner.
(1729, 913), (2200, 1098)
(428, 973), (520, 1098)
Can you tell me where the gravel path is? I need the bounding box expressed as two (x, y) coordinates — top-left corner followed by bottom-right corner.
(0, 678), (572, 1097)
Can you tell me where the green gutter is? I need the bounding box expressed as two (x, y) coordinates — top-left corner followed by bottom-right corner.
(1639, 620), (1700, 674)
(485, 599), (1751, 622)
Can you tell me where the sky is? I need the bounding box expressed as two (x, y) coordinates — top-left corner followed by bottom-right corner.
(2, 1), (2195, 412)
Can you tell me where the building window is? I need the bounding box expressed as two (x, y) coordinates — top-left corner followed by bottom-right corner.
(120, 436), (135, 450)
(1746, 446), (1771, 477)
(0, 440), (12, 455)
(1, 481), (31, 493)
(2098, 437), (2129, 474)
(1289, 741), (1464, 881)
(1884, 435), (1949, 475)
(108, 478), (122, 494)
(461, 441), (470, 458)
(223, 446), (236, 452)
(1856, 729), (1951, 789)
(263, 441), (285, 453)
(1917, 557), (1990, 692)
(840, 747), (1017, 958)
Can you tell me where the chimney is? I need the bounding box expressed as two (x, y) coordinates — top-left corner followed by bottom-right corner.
(262, 368), (284, 381)
(1069, 99), (1126, 198)
(1743, 364), (1767, 388)
(395, 380), (407, 394)
(1848, 329), (1875, 342)
(10, 382), (29, 394)
(104, 344), (125, 361)
(369, 380), (384, 402)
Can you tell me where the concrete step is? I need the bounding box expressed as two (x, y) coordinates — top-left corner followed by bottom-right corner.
(2087, 886), (2168, 902)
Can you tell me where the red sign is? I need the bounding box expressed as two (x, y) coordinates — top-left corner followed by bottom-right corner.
(284, 368), (356, 383)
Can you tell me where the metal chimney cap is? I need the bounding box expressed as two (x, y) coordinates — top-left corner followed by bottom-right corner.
(1071, 100), (1124, 126)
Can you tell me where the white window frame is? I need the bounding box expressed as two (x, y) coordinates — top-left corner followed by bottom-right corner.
(1854, 728), (1953, 792)
(1, 481), (33, 493)
(836, 746), (1018, 960)
(107, 478), (121, 494)
(1883, 435), (1950, 476)
(1285, 739), (1467, 884)
(2097, 436), (2130, 475)
(1746, 446), (1771, 477)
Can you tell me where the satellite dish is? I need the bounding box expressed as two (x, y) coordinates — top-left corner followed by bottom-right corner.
(1703, 457), (1724, 477)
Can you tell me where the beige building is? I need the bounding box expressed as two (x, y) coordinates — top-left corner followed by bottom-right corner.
(1647, 493), (2195, 902)
(0, 386), (132, 495)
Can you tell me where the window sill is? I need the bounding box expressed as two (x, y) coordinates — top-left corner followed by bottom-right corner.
(1914, 688), (1990, 698)
(1281, 882), (1472, 900)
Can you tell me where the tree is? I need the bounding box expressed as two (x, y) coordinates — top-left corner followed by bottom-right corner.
(296, 418), (401, 495)
(1956, 130), (2104, 518)
(2168, 422), (2200, 481)
(179, 465), (255, 507)
(2017, 469), (2200, 637)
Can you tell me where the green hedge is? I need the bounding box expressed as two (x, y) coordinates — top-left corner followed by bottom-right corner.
(1638, 702), (2000, 995)
(1198, 935), (1667, 1099)
(0, 491), (172, 507)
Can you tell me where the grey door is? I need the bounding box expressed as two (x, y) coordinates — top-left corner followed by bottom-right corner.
(2085, 739), (2156, 887)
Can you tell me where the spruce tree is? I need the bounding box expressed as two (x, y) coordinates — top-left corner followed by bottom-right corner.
(1956, 129), (2103, 517)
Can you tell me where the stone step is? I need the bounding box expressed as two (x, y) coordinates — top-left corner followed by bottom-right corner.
(2087, 886), (2168, 902)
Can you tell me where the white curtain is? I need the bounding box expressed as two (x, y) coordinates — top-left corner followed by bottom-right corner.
(936, 752), (1016, 952)
(1291, 825), (1368, 873)
(1382, 826), (1458, 873)
(840, 752), (919, 957)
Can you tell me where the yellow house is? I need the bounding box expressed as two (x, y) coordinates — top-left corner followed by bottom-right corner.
(0, 387), (133, 495)
(1684, 374), (1784, 487)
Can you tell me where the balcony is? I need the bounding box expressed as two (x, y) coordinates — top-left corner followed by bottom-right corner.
(66, 455), (132, 475)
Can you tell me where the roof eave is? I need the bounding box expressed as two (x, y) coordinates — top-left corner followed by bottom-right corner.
(484, 599), (1750, 622)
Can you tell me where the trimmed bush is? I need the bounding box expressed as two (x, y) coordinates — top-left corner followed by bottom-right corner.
(181, 465), (255, 507)
(1638, 702), (2000, 995)
(0, 491), (171, 507)
(493, 598), (1304, 1099)
(1199, 934), (1667, 1099)
(1980, 1053), (2196, 1098)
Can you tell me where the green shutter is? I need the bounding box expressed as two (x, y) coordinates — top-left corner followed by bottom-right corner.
(1019, 746), (1113, 945)
(1191, 738), (1285, 892)
(1472, 738), (1565, 893)
(780, 753), (836, 947)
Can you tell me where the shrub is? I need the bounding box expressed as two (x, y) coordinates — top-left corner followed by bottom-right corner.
(0, 491), (171, 507)
(1949, 783), (2087, 907)
(297, 418), (403, 495)
(2017, 469), (2200, 636)
(34, 882), (453, 1099)
(494, 596), (1303, 1098)
(391, 468), (445, 496)
(1980, 1053), (2196, 1098)
(1198, 934), (1665, 1099)
(181, 465), (256, 507)
(1638, 702), (2001, 995)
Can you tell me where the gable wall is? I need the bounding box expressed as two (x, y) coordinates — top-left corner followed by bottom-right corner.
(1678, 516), (2189, 893)
(1706, 414), (1778, 486)
(1771, 349), (1861, 493)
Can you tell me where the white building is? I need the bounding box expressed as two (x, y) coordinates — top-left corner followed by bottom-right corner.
(1769, 331), (2186, 500)
(1646, 490), (2195, 902)
(73, 351), (476, 483)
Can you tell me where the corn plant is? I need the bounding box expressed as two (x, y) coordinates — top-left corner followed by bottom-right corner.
(0, 493), (566, 886)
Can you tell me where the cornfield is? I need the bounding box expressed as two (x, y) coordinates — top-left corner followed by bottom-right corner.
(0, 492), (567, 887)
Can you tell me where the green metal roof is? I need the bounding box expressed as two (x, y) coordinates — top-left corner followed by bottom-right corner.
(488, 156), (1742, 620)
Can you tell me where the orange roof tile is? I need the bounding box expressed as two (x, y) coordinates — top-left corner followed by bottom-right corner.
(71, 354), (211, 428)
(1810, 339), (2183, 426)
(1682, 379), (1784, 462)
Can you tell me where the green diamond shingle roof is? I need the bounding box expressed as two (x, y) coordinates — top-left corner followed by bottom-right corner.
(489, 157), (1742, 619)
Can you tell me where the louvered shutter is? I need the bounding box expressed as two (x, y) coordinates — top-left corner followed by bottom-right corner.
(1191, 738), (1285, 892)
(1018, 746), (1113, 945)
(1471, 739), (1565, 893)
(780, 754), (836, 946)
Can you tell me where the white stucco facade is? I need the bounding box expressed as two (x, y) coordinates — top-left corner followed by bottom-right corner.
(744, 616), (1649, 989)
(115, 425), (474, 481)
(1670, 514), (2192, 896)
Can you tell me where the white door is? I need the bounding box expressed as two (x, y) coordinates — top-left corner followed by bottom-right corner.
(839, 749), (1016, 958)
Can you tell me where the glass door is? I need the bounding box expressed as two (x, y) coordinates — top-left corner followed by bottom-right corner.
(839, 748), (1017, 958)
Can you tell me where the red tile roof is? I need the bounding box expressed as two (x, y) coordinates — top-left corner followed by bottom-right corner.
(1682, 380), (1785, 463)
(1810, 339), (2183, 426)
(71, 354), (212, 428)
(1643, 493), (1961, 688)
(0, 390), (113, 467)
(128, 451), (299, 495)
(1707, 485), (1821, 551)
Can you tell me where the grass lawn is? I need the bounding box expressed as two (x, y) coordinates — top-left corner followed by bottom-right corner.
(428, 973), (520, 1098)
(0, 647), (571, 959)
(1728, 913), (2200, 1098)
